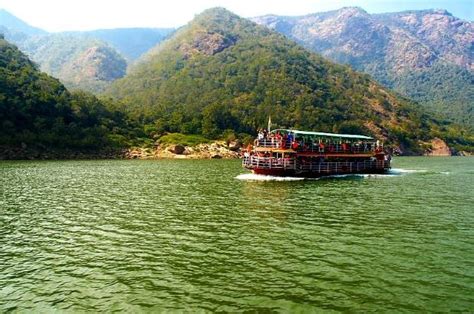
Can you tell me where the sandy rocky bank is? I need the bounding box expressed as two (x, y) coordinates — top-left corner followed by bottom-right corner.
(124, 140), (242, 159)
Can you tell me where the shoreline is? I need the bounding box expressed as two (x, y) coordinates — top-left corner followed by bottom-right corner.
(0, 141), (241, 161)
(1, 141), (471, 161)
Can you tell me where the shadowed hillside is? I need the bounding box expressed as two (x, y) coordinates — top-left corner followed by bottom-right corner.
(0, 36), (141, 158)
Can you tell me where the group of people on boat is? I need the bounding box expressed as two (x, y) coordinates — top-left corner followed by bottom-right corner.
(255, 129), (381, 154)
(244, 127), (391, 176)
(257, 129), (295, 149)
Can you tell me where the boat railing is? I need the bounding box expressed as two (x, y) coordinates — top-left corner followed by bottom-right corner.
(299, 144), (376, 154)
(254, 139), (377, 154)
(243, 156), (389, 172)
(254, 138), (292, 149)
(296, 160), (387, 172)
(243, 156), (297, 170)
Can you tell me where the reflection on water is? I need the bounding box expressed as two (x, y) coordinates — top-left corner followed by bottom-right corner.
(0, 157), (473, 311)
(239, 179), (296, 221)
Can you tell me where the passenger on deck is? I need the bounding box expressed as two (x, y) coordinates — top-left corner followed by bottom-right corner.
(319, 142), (325, 152)
(275, 132), (282, 148)
(342, 143), (348, 152)
(288, 133), (294, 143)
(282, 134), (288, 149)
(268, 132), (275, 146)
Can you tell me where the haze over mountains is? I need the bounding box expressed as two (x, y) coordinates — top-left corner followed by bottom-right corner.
(68, 28), (174, 61)
(0, 9), (46, 36)
(0, 9), (173, 92)
(252, 7), (473, 125)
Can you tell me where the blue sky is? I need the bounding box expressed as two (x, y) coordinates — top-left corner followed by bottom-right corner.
(0, 0), (472, 32)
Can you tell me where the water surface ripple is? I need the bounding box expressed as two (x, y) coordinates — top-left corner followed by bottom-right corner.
(1, 157), (473, 311)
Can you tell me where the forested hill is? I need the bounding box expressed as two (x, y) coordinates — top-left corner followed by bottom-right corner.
(252, 8), (474, 126)
(19, 34), (128, 93)
(0, 36), (138, 157)
(106, 7), (464, 154)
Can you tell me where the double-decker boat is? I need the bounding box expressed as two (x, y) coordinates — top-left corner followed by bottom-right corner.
(242, 129), (391, 177)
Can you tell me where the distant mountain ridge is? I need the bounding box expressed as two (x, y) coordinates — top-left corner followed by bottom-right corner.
(16, 33), (127, 92)
(68, 28), (174, 61)
(0, 9), (174, 92)
(252, 7), (474, 126)
(0, 9), (46, 35)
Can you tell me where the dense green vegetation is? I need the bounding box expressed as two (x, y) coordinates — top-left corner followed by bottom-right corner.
(389, 62), (473, 126)
(107, 8), (474, 153)
(0, 37), (140, 153)
(157, 133), (210, 147)
(350, 60), (474, 128)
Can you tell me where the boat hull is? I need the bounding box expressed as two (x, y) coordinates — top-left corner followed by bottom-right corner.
(251, 167), (389, 178)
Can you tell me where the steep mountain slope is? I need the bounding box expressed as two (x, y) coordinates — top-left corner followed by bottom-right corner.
(252, 8), (474, 126)
(373, 9), (472, 70)
(107, 8), (457, 153)
(0, 36), (134, 156)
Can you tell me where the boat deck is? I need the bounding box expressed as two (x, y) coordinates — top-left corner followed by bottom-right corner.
(243, 156), (389, 174)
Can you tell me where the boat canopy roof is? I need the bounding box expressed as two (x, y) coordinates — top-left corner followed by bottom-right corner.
(270, 129), (374, 140)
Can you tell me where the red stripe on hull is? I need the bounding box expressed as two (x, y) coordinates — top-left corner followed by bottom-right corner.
(251, 168), (389, 178)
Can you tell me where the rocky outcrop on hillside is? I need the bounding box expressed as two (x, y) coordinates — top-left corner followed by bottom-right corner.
(180, 31), (237, 57)
(374, 9), (473, 70)
(423, 138), (452, 156)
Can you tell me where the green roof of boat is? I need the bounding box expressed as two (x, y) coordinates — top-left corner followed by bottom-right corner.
(271, 129), (374, 140)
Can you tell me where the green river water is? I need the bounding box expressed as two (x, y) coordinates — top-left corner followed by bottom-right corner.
(1, 157), (473, 312)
